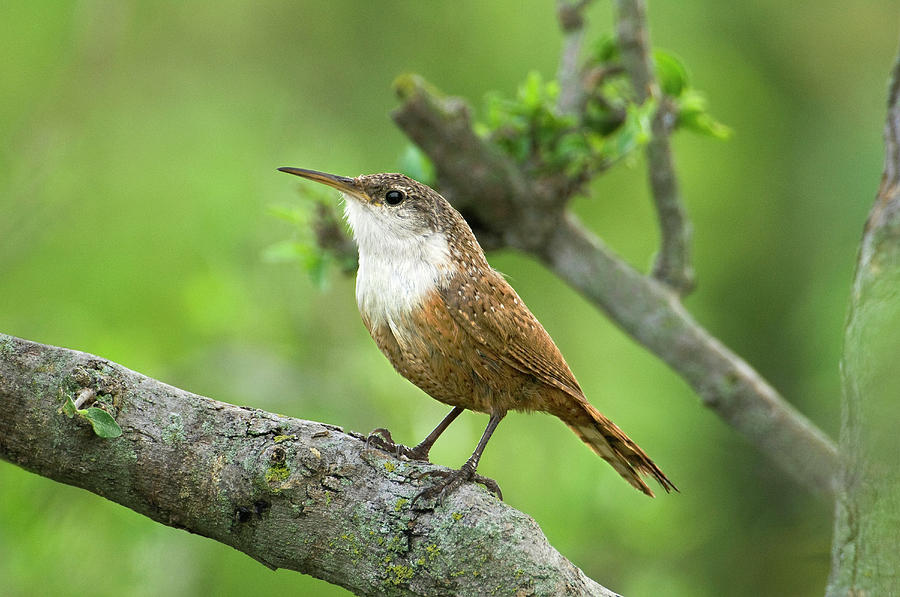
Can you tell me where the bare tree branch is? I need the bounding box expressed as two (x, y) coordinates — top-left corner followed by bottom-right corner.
(614, 0), (695, 294)
(556, 0), (593, 115)
(392, 77), (838, 498)
(0, 333), (618, 597)
(826, 49), (900, 596)
(541, 215), (838, 497)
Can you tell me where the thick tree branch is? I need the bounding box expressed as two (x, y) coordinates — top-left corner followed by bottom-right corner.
(826, 49), (900, 596)
(392, 77), (838, 498)
(0, 333), (617, 597)
(615, 0), (695, 294)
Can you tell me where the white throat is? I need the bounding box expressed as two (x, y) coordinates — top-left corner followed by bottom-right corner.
(344, 198), (451, 327)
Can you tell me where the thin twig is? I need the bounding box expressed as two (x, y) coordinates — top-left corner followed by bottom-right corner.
(615, 0), (695, 294)
(556, 0), (594, 115)
(73, 387), (96, 409)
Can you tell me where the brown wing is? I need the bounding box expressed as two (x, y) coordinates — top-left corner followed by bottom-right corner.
(441, 268), (677, 496)
(439, 268), (584, 400)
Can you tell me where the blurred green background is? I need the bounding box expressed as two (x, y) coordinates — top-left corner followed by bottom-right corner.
(1, 1), (896, 595)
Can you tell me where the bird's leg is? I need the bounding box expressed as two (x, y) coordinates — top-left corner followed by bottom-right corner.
(366, 406), (464, 462)
(416, 410), (506, 503)
(405, 406), (464, 460)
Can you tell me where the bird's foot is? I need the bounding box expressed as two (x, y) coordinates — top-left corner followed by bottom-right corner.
(414, 462), (503, 505)
(365, 428), (430, 461)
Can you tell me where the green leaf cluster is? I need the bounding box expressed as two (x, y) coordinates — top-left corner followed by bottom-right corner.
(476, 36), (729, 180)
(589, 36), (731, 139)
(651, 48), (732, 139)
(479, 67), (656, 177)
(480, 71), (598, 176)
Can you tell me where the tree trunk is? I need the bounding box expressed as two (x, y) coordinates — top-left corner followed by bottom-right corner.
(826, 52), (900, 596)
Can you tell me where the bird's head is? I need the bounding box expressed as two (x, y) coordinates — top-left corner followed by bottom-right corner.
(278, 167), (468, 257)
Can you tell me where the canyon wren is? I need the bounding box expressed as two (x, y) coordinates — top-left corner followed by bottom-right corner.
(279, 167), (676, 500)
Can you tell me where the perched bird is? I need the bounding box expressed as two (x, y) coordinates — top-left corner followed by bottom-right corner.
(279, 167), (675, 499)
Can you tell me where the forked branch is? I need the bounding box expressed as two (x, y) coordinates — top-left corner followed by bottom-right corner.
(615, 0), (695, 293)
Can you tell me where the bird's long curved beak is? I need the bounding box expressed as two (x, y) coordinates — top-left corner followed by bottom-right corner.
(277, 167), (363, 198)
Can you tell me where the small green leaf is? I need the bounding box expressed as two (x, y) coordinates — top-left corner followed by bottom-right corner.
(267, 204), (311, 226)
(593, 35), (620, 62)
(543, 79), (561, 102)
(80, 407), (123, 439)
(305, 250), (331, 290)
(601, 99), (656, 163)
(397, 144), (435, 185)
(678, 90), (733, 139)
(654, 50), (690, 97)
(681, 110), (733, 139)
(262, 239), (334, 287)
(262, 239), (309, 264)
(61, 395), (77, 418)
(518, 71), (544, 108)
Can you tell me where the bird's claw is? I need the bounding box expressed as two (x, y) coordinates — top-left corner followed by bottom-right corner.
(414, 465), (503, 506)
(365, 428), (402, 455)
(365, 428), (430, 461)
(366, 428), (395, 449)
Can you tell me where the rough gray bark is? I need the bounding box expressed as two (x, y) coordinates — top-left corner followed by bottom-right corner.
(0, 333), (618, 597)
(826, 50), (900, 596)
(392, 76), (838, 498)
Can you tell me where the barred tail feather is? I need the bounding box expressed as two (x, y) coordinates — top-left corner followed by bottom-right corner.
(566, 402), (677, 497)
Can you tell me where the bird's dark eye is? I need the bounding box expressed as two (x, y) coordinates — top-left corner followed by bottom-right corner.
(384, 189), (405, 205)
